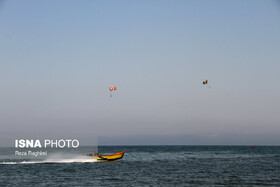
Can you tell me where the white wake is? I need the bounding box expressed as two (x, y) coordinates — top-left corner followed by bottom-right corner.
(0, 154), (97, 164)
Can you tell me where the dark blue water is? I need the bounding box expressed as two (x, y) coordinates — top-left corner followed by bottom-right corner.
(1, 146), (280, 186)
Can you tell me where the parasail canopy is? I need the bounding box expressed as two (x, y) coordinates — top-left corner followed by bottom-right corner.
(109, 86), (117, 91)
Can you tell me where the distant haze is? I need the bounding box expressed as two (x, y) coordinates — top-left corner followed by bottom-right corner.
(0, 0), (279, 146)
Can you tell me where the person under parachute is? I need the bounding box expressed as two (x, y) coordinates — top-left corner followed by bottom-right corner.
(109, 86), (117, 98)
(203, 80), (211, 88)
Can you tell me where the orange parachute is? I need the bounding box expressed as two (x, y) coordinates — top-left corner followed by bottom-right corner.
(109, 86), (117, 91)
(109, 86), (117, 97)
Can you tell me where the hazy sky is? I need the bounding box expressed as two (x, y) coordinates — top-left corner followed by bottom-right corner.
(1, 0), (280, 146)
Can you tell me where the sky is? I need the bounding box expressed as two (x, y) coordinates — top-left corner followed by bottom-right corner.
(0, 0), (280, 146)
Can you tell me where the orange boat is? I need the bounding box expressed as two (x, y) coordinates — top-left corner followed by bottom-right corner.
(93, 151), (126, 161)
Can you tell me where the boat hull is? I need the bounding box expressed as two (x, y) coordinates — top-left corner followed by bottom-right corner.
(94, 151), (125, 161)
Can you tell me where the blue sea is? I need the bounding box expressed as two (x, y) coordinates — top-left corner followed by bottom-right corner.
(0, 146), (280, 186)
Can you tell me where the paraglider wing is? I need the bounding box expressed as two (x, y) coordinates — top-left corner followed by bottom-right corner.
(203, 80), (208, 84)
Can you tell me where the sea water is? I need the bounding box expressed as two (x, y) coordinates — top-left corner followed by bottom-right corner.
(0, 146), (279, 186)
